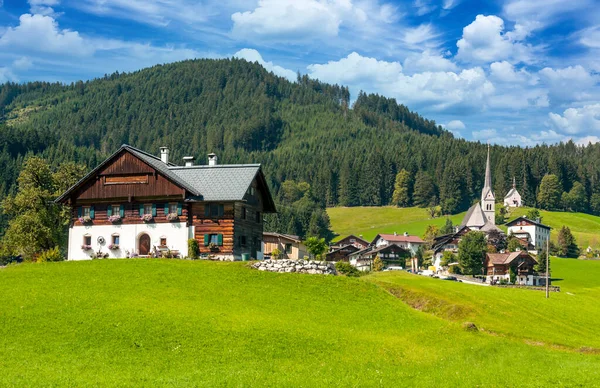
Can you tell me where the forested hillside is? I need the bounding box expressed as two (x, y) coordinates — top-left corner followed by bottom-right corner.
(1, 58), (600, 239)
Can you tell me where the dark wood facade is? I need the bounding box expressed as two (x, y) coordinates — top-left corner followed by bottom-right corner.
(58, 146), (274, 259)
(326, 244), (360, 262)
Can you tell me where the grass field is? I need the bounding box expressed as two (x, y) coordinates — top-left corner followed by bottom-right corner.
(367, 258), (600, 350)
(328, 206), (600, 249)
(327, 206), (465, 242)
(1, 259), (600, 386)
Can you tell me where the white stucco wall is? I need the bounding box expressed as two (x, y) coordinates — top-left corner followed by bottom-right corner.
(68, 222), (190, 260)
(375, 238), (422, 255)
(504, 192), (522, 207)
(508, 224), (549, 250)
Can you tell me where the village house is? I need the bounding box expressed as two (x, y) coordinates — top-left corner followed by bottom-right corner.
(56, 145), (276, 261)
(431, 226), (470, 270)
(484, 251), (547, 286)
(326, 244), (360, 262)
(506, 216), (551, 252)
(371, 232), (425, 255)
(329, 235), (370, 250)
(349, 244), (410, 271)
(263, 232), (308, 260)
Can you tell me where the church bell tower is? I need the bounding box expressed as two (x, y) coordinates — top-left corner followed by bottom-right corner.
(481, 145), (495, 225)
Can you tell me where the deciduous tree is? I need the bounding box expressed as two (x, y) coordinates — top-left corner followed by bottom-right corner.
(458, 231), (487, 275)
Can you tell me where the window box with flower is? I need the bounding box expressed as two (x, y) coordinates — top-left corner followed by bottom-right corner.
(166, 213), (179, 222)
(140, 214), (153, 223)
(108, 244), (120, 250)
(81, 244), (92, 250)
(79, 216), (92, 224)
(108, 214), (122, 223)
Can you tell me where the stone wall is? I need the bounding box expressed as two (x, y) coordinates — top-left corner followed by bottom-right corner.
(252, 259), (336, 275)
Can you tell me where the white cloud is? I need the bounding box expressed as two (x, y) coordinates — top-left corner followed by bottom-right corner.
(472, 128), (497, 140)
(579, 26), (600, 49)
(233, 48), (296, 81)
(456, 15), (535, 64)
(539, 65), (598, 103)
(0, 67), (17, 83)
(308, 52), (403, 85)
(442, 0), (461, 10)
(413, 0), (436, 16)
(0, 14), (92, 56)
(231, 0), (396, 42)
(74, 0), (213, 27)
(403, 50), (457, 73)
(446, 120), (465, 130)
(548, 104), (600, 135)
(307, 52), (495, 113)
(28, 0), (61, 16)
(403, 24), (440, 48)
(504, 0), (594, 29)
(576, 136), (600, 145)
(489, 61), (533, 83)
(13, 57), (33, 70)
(0, 13), (203, 81)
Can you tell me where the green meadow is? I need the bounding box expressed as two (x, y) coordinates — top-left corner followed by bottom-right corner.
(1, 259), (599, 387)
(327, 206), (465, 242)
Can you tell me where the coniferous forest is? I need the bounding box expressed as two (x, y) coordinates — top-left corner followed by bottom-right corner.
(2, 58), (600, 239)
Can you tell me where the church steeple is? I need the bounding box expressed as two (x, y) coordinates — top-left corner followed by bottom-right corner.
(481, 144), (494, 202)
(481, 144), (495, 225)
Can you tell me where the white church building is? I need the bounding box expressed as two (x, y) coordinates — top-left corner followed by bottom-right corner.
(504, 177), (523, 208)
(461, 145), (501, 233)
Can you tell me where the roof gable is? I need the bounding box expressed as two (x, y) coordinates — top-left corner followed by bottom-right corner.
(506, 216), (550, 230)
(56, 145), (198, 203)
(336, 235), (370, 246)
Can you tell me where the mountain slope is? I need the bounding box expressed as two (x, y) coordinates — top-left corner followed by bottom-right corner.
(1, 58), (600, 237)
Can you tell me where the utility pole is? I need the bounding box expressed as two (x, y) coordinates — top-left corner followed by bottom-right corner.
(546, 237), (550, 299)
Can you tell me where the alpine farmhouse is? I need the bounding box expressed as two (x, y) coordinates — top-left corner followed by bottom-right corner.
(56, 145), (276, 261)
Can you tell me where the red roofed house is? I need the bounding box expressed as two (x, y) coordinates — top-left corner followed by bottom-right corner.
(485, 251), (545, 286)
(371, 232), (425, 256)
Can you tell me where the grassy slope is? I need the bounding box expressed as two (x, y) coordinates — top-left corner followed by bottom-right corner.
(1, 260), (599, 387)
(329, 206), (600, 249)
(366, 258), (600, 350)
(328, 206), (465, 242)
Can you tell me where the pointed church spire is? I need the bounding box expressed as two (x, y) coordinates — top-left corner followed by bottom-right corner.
(484, 144), (492, 191)
(513, 176), (516, 189)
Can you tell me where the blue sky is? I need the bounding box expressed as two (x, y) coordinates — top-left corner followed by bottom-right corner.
(0, 0), (599, 146)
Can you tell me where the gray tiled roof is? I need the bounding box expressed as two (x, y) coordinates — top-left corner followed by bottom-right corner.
(170, 165), (261, 202)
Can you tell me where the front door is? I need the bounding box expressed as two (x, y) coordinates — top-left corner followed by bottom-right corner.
(139, 234), (151, 255)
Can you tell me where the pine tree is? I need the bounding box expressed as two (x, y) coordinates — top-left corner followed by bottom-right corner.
(537, 174), (562, 210)
(413, 171), (437, 208)
(557, 226), (580, 258)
